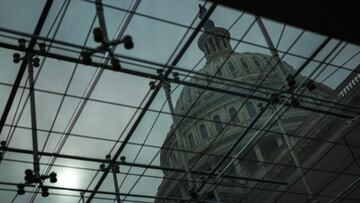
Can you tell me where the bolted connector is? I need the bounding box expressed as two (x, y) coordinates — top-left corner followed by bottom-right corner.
(17, 184), (25, 195)
(24, 175), (33, 183)
(99, 163), (106, 172)
(111, 57), (121, 70)
(33, 57), (40, 64)
(149, 81), (156, 90)
(41, 186), (49, 197)
(0, 140), (6, 147)
(32, 57), (40, 67)
(120, 156), (126, 162)
(49, 172), (57, 183)
(112, 164), (120, 173)
(13, 53), (22, 63)
(93, 27), (104, 43)
(24, 169), (33, 182)
(82, 27), (133, 70)
(122, 35), (133, 49)
(81, 52), (92, 65)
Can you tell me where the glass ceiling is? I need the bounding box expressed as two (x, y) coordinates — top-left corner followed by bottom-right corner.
(0, 0), (360, 203)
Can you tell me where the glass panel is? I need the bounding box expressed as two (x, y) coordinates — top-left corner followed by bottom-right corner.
(0, 1), (360, 203)
(0, 48), (21, 84)
(114, 13), (188, 64)
(229, 107), (240, 124)
(0, 86), (11, 119)
(213, 115), (223, 134)
(187, 133), (195, 148)
(199, 124), (209, 140)
(246, 101), (257, 119)
(0, 0), (45, 33)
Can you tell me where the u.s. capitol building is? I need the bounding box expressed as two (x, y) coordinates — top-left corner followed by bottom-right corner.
(155, 14), (360, 203)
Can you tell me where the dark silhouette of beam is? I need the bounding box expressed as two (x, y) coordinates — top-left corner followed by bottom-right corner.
(84, 4), (219, 203)
(0, 146), (287, 185)
(0, 41), (355, 119)
(0, 0), (54, 135)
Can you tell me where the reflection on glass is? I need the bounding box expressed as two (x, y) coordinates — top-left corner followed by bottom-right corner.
(228, 61), (236, 73)
(229, 107), (240, 123)
(199, 124), (209, 140)
(252, 56), (262, 67)
(187, 133), (195, 148)
(156, 5), (344, 203)
(246, 101), (257, 119)
(0, 1), (358, 203)
(213, 115), (223, 134)
(240, 58), (249, 68)
(216, 66), (223, 76)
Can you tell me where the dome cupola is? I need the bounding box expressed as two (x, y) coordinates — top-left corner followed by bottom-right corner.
(197, 5), (232, 59)
(198, 27), (232, 58)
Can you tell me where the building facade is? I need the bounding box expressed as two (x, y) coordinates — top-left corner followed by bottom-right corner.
(156, 20), (359, 203)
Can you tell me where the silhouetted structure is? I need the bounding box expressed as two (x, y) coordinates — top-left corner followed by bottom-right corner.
(155, 9), (360, 203)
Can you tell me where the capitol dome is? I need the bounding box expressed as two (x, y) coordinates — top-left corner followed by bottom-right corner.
(174, 51), (296, 114)
(173, 25), (300, 115)
(157, 23), (333, 203)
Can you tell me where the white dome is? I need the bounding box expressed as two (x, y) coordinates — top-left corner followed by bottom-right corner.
(174, 52), (296, 115)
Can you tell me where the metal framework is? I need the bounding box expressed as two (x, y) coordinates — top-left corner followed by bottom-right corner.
(0, 1), (359, 203)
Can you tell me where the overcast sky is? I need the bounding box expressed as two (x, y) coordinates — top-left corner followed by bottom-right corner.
(0, 0), (360, 202)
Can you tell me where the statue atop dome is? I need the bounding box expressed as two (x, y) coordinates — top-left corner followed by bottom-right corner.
(198, 4), (215, 30)
(197, 4), (232, 58)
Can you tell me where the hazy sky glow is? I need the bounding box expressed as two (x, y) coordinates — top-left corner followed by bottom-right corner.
(0, 0), (359, 203)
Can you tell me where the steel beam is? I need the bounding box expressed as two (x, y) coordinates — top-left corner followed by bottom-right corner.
(0, 146), (286, 185)
(0, 181), (216, 203)
(95, 0), (109, 42)
(0, 42), (355, 119)
(0, 0), (54, 136)
(258, 17), (314, 199)
(195, 35), (338, 197)
(163, 82), (195, 188)
(112, 169), (121, 203)
(84, 3), (218, 202)
(27, 60), (40, 175)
